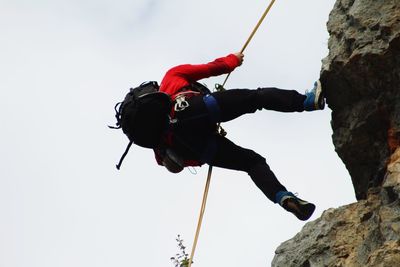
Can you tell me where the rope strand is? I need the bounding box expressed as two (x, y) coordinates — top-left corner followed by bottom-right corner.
(220, 0), (276, 88)
(188, 1), (277, 266)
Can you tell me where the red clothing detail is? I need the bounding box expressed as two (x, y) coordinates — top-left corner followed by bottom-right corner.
(155, 54), (240, 168)
(159, 54), (240, 99)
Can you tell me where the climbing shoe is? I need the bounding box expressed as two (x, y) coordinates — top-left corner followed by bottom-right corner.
(276, 191), (316, 221)
(304, 80), (325, 111)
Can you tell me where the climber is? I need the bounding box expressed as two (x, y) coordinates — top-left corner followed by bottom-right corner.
(113, 52), (325, 221)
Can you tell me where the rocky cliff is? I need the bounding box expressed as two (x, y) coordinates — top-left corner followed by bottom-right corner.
(272, 153), (400, 267)
(322, 0), (400, 201)
(272, 0), (400, 266)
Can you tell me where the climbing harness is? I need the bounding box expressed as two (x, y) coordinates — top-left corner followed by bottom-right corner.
(188, 1), (277, 266)
(174, 95), (190, 112)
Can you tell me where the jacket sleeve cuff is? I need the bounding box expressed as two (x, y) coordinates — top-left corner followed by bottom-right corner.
(225, 54), (241, 70)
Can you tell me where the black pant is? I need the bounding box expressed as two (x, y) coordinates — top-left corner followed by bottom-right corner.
(172, 87), (306, 203)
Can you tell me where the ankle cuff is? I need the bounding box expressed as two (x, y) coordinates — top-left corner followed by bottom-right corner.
(275, 191), (293, 204)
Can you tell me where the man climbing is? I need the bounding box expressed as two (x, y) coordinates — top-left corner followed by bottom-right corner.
(112, 52), (325, 221)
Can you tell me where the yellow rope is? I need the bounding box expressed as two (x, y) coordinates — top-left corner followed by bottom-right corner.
(221, 0), (276, 88)
(187, 167), (212, 267)
(188, 1), (277, 266)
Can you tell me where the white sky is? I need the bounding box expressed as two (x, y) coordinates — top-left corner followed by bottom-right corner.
(0, 0), (355, 266)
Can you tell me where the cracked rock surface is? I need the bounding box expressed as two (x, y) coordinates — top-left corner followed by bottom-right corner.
(321, 0), (400, 200)
(272, 1), (400, 266)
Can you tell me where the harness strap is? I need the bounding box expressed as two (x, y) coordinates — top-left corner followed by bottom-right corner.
(203, 94), (221, 123)
(163, 93), (222, 167)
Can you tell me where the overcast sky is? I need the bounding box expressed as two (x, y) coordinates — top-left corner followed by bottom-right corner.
(0, 0), (355, 266)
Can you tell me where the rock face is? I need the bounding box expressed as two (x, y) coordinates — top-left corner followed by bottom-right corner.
(321, 0), (400, 200)
(272, 0), (400, 266)
(272, 153), (400, 266)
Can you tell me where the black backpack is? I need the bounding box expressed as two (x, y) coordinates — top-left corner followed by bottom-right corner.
(110, 81), (212, 169)
(110, 81), (172, 169)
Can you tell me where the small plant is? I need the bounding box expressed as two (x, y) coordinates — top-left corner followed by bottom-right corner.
(170, 235), (192, 267)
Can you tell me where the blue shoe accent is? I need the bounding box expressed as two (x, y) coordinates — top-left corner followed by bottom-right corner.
(304, 80), (325, 111)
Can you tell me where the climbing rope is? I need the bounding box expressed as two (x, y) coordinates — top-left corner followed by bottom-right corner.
(188, 1), (277, 266)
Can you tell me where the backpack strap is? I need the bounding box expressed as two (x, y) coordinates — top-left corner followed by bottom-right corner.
(115, 140), (133, 170)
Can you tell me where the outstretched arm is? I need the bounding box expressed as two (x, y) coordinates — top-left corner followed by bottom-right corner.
(160, 53), (244, 95)
(167, 53), (244, 81)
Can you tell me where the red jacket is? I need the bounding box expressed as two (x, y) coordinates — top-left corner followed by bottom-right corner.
(159, 54), (240, 98)
(155, 54), (241, 166)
